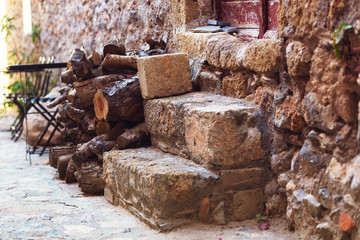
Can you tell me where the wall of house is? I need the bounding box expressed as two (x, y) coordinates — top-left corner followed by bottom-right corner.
(27, 0), (212, 62)
(178, 0), (360, 238)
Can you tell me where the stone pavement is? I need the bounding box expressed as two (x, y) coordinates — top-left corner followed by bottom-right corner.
(0, 124), (301, 240)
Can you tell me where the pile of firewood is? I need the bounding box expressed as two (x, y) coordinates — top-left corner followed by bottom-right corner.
(48, 40), (164, 194)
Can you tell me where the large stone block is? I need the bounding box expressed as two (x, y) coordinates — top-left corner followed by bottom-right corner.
(137, 53), (192, 99)
(177, 32), (227, 58)
(242, 39), (281, 73)
(103, 148), (219, 231)
(286, 41), (312, 77)
(221, 70), (249, 99)
(144, 92), (265, 168)
(233, 188), (264, 220)
(206, 34), (248, 71)
(221, 168), (262, 190)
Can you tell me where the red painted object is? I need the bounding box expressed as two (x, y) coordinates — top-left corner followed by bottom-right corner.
(221, 0), (261, 28)
(216, 0), (278, 39)
(268, 0), (279, 30)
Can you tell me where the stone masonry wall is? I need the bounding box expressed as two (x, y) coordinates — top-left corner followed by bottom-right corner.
(28, 0), (212, 62)
(178, 0), (360, 239)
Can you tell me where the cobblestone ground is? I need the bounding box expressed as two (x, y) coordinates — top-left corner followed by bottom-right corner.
(0, 118), (302, 240)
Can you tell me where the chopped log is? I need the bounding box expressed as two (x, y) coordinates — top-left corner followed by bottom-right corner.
(67, 88), (76, 102)
(116, 123), (150, 149)
(87, 51), (101, 67)
(65, 105), (85, 123)
(49, 146), (76, 169)
(95, 120), (110, 135)
(103, 41), (126, 56)
(72, 135), (116, 166)
(145, 37), (166, 50)
(102, 54), (137, 71)
(47, 85), (71, 108)
(61, 69), (77, 84)
(94, 89), (109, 120)
(94, 77), (144, 122)
(65, 159), (79, 183)
(70, 49), (94, 81)
(74, 74), (131, 108)
(57, 153), (74, 180)
(78, 161), (105, 194)
(81, 114), (96, 133)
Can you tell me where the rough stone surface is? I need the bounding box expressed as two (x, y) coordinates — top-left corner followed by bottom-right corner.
(206, 34), (248, 71)
(221, 71), (250, 99)
(242, 39), (281, 73)
(14, 0), (214, 61)
(213, 201), (226, 225)
(137, 53), (192, 99)
(177, 32), (227, 58)
(221, 168), (262, 190)
(103, 147), (219, 231)
(233, 189), (264, 221)
(299, 140), (328, 176)
(144, 92), (264, 169)
(286, 41), (312, 78)
(0, 129), (302, 240)
(303, 194), (322, 218)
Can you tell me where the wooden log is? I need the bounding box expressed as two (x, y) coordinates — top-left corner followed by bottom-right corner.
(61, 69), (77, 84)
(74, 74), (130, 109)
(81, 113), (96, 133)
(93, 89), (109, 120)
(93, 77), (144, 122)
(116, 123), (150, 149)
(67, 88), (76, 102)
(70, 49), (94, 81)
(47, 85), (72, 108)
(64, 105), (85, 123)
(49, 146), (76, 169)
(102, 54), (137, 71)
(72, 135), (116, 166)
(87, 51), (101, 67)
(103, 40), (126, 56)
(65, 159), (79, 183)
(78, 161), (105, 194)
(95, 120), (110, 135)
(57, 153), (74, 180)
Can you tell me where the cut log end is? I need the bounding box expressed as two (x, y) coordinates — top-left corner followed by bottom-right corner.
(94, 89), (109, 121)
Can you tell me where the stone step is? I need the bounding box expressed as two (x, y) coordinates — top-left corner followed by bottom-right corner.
(104, 147), (265, 231)
(103, 147), (219, 231)
(144, 92), (265, 170)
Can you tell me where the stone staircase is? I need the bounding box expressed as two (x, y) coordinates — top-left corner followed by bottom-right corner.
(103, 92), (267, 231)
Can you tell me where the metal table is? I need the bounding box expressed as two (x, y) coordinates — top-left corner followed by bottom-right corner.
(5, 62), (67, 164)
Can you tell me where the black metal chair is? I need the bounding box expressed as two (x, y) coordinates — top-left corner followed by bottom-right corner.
(5, 57), (67, 161)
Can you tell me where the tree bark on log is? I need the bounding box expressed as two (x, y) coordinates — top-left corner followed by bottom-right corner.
(93, 77), (144, 122)
(70, 49), (94, 81)
(102, 54), (137, 71)
(116, 123), (150, 149)
(103, 41), (126, 56)
(47, 85), (72, 108)
(72, 135), (116, 167)
(66, 159), (79, 183)
(49, 146), (76, 169)
(60, 69), (76, 84)
(74, 74), (132, 109)
(57, 153), (74, 180)
(78, 161), (105, 194)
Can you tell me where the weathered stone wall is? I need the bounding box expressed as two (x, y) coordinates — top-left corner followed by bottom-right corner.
(27, 0), (212, 61)
(177, 0), (360, 238)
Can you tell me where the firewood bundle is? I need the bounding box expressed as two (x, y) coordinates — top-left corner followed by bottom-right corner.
(48, 40), (161, 194)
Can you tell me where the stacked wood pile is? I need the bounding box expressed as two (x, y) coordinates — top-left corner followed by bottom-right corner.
(48, 40), (164, 194)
